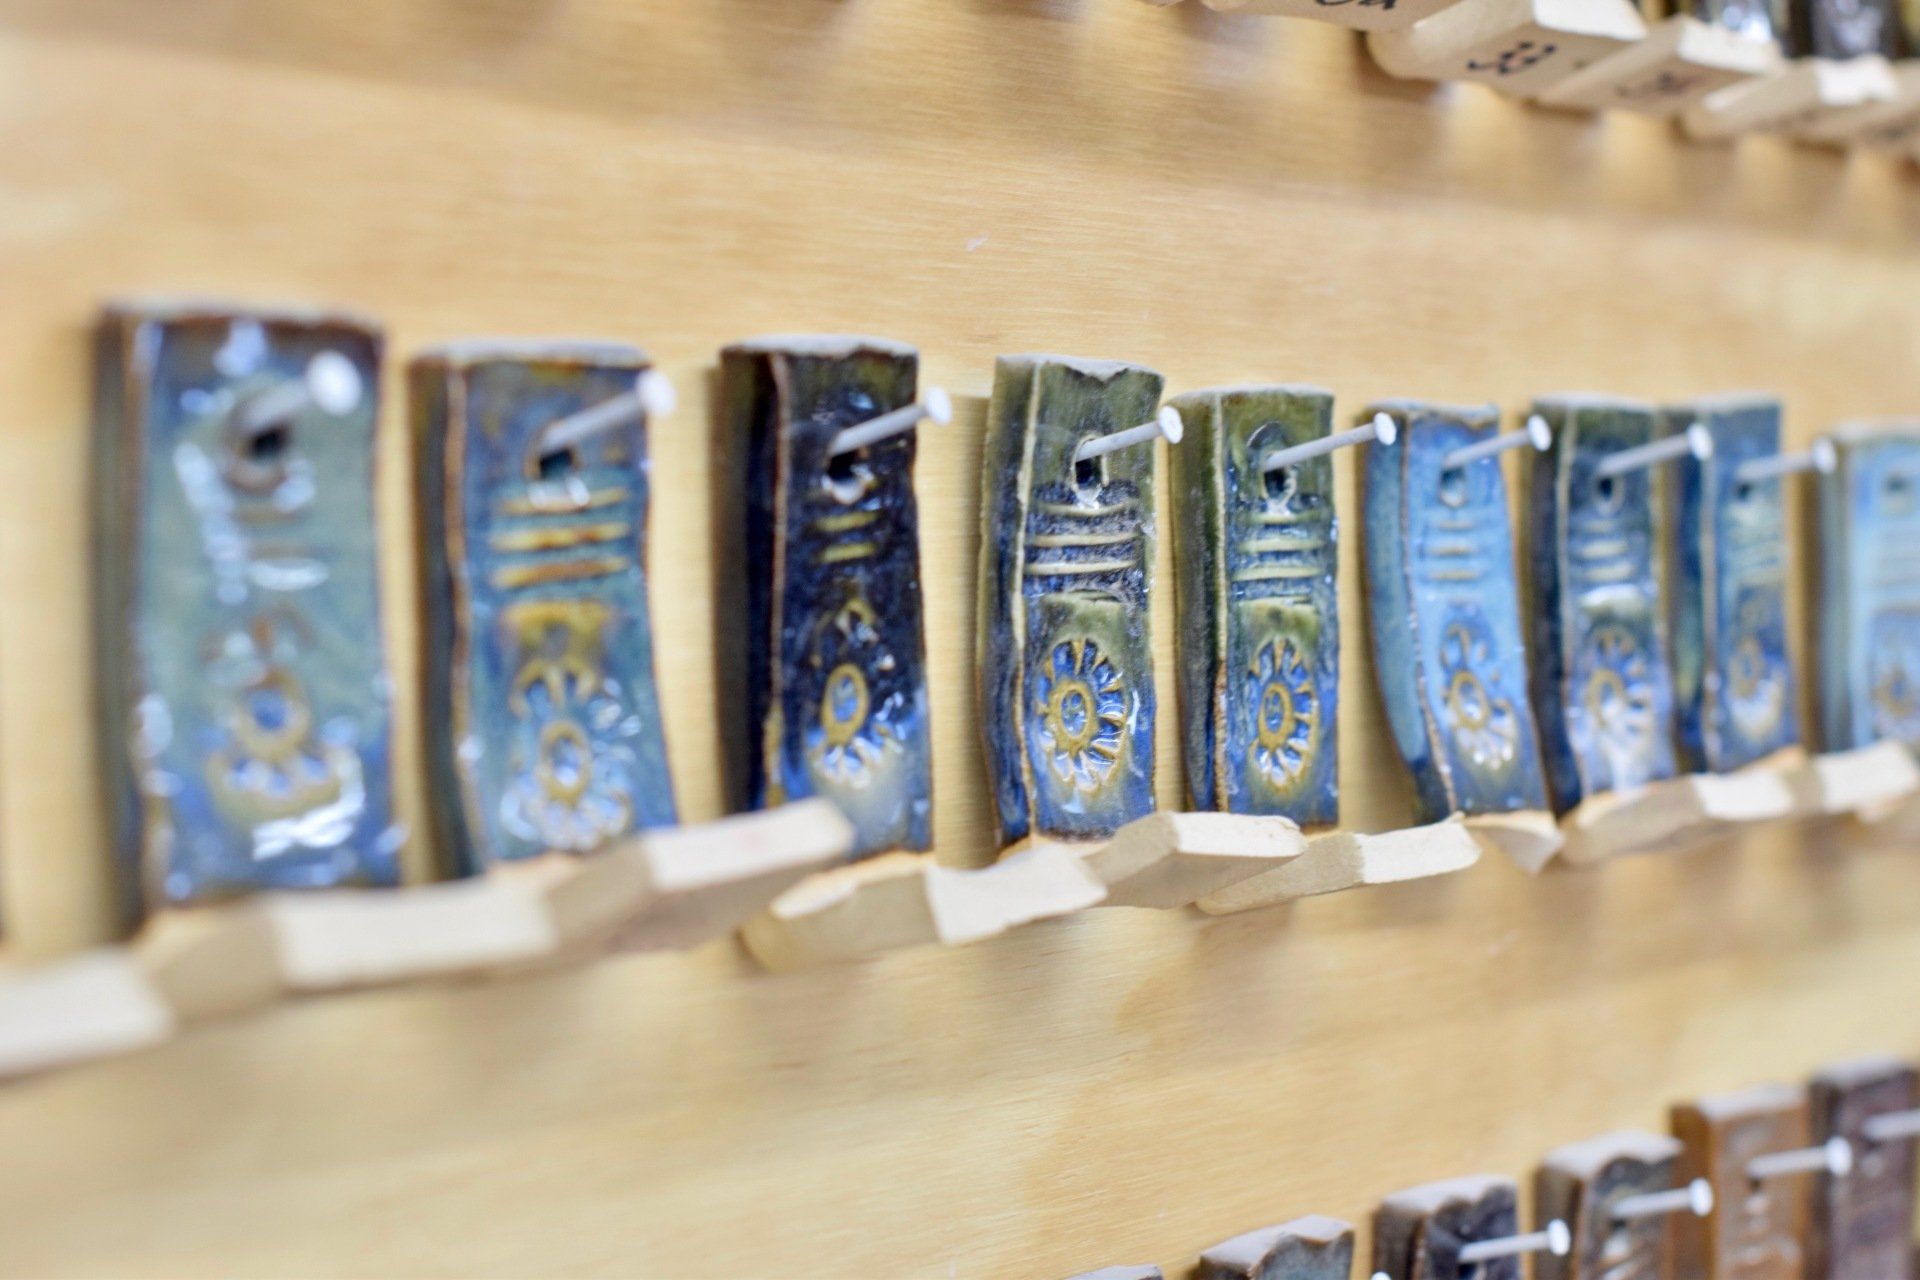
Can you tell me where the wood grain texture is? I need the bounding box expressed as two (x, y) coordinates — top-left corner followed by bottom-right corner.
(2, 0), (1920, 1276)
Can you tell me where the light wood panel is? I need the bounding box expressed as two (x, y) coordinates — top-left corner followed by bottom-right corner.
(0, 1), (1918, 1276)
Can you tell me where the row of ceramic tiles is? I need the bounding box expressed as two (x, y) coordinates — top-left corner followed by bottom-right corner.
(1069, 1055), (1917, 1280)
(92, 300), (1920, 932)
(1144, 0), (1920, 153)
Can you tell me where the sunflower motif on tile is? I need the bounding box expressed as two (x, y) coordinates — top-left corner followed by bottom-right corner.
(1579, 624), (1659, 771)
(1244, 637), (1318, 789)
(1438, 613), (1520, 771)
(501, 603), (634, 852)
(806, 597), (903, 788)
(1032, 637), (1128, 795)
(1868, 612), (1920, 747)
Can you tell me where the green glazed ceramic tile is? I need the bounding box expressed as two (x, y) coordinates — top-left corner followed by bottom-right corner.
(979, 355), (1164, 848)
(1168, 385), (1338, 828)
(412, 342), (677, 875)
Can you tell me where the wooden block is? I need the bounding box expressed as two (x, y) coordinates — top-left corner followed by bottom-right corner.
(740, 845), (1106, 970)
(1168, 385), (1340, 829)
(1537, 16), (1780, 115)
(592, 800), (853, 951)
(979, 355), (1166, 849)
(1367, 0), (1648, 96)
(1083, 810), (1305, 910)
(1813, 422), (1920, 756)
(1536, 1130), (1685, 1280)
(1558, 765), (1797, 863)
(0, 950), (175, 1080)
(410, 343), (678, 875)
(134, 904), (283, 1023)
(261, 874), (561, 992)
(720, 337), (934, 861)
(1202, 0), (1473, 33)
(1526, 396), (1681, 817)
(1665, 397), (1800, 776)
(1808, 1057), (1918, 1280)
(1681, 57), (1899, 140)
(1795, 62), (1920, 144)
(1375, 1175), (1522, 1280)
(1198, 1214), (1356, 1280)
(1671, 1084), (1814, 1280)
(94, 299), (401, 920)
(1361, 402), (1554, 868)
(1463, 810), (1564, 874)
(1778, 742), (1920, 818)
(1196, 816), (1479, 913)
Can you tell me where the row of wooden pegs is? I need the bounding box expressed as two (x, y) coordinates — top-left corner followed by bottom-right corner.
(1144, 0), (1920, 154)
(1069, 1056), (1920, 1280)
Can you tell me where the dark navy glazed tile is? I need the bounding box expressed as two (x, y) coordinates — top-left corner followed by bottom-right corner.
(979, 355), (1163, 848)
(1362, 401), (1549, 824)
(1816, 423), (1920, 753)
(1526, 395), (1679, 813)
(412, 343), (677, 875)
(93, 300), (400, 916)
(1168, 385), (1338, 828)
(720, 337), (932, 861)
(1665, 396), (1798, 774)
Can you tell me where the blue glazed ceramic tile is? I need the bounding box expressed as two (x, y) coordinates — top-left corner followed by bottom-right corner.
(1168, 385), (1338, 828)
(412, 343), (677, 874)
(1665, 396), (1799, 774)
(1526, 395), (1679, 813)
(93, 300), (400, 916)
(720, 337), (933, 861)
(1362, 402), (1549, 824)
(979, 355), (1163, 847)
(1816, 423), (1920, 753)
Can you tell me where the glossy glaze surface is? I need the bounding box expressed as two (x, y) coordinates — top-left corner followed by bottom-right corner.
(721, 337), (931, 860)
(1363, 401), (1548, 824)
(979, 355), (1162, 847)
(412, 343), (676, 873)
(93, 301), (399, 914)
(1170, 385), (1338, 827)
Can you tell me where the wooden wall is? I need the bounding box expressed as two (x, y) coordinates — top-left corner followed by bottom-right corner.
(0, 1), (1918, 1276)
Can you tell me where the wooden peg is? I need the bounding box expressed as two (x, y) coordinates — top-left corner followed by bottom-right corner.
(1367, 0), (1648, 97)
(1798, 63), (1920, 147)
(1808, 1057), (1918, 1280)
(1672, 1085), (1817, 1280)
(0, 951), (175, 1080)
(1199, 1215), (1355, 1280)
(1083, 810), (1306, 910)
(1201, 0), (1474, 30)
(1536, 1131), (1689, 1280)
(980, 355), (1165, 850)
(1361, 402), (1558, 871)
(1538, 15), (1780, 114)
(134, 905), (283, 1023)
(1773, 740), (1920, 821)
(721, 336), (935, 862)
(1196, 816), (1480, 914)
(412, 343), (680, 875)
(1375, 1175), (1529, 1280)
(1558, 766), (1797, 864)
(739, 844), (1105, 970)
(95, 300), (400, 921)
(1681, 56), (1899, 140)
